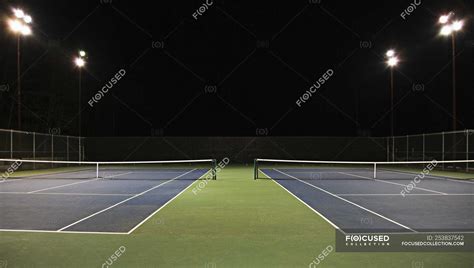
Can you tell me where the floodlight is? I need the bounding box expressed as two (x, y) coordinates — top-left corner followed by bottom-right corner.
(440, 25), (453, 36)
(13, 9), (25, 19)
(387, 57), (399, 67)
(386, 50), (395, 57)
(452, 20), (463, 31)
(75, 57), (86, 67)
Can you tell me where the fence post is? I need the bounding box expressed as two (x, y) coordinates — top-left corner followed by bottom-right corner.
(66, 136), (69, 161)
(10, 129), (13, 158)
(79, 137), (81, 162)
(466, 130), (469, 171)
(33, 132), (36, 168)
(422, 133), (425, 161)
(51, 134), (54, 161)
(386, 137), (389, 161)
(406, 135), (409, 161)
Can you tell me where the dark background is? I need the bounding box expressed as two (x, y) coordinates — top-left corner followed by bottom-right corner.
(1, 0), (473, 137)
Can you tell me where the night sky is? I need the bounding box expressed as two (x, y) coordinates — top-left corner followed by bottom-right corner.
(0, 0), (473, 137)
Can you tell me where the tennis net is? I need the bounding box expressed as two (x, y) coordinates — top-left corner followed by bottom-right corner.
(0, 158), (217, 181)
(254, 158), (474, 180)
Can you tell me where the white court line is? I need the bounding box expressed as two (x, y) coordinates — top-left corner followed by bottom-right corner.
(338, 193), (474, 196)
(57, 169), (196, 232)
(338, 172), (448, 195)
(273, 169), (417, 232)
(127, 169), (211, 234)
(0, 191), (134, 197)
(0, 228), (128, 235)
(380, 169), (474, 184)
(0, 178), (26, 183)
(259, 169), (343, 233)
(27, 172), (134, 194)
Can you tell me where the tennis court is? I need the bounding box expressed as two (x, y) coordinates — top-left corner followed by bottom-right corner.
(0, 159), (214, 233)
(257, 159), (474, 233)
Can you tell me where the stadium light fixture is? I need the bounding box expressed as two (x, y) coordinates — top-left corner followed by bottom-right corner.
(74, 57), (86, 68)
(385, 49), (399, 161)
(438, 12), (465, 131)
(8, 8), (33, 130)
(74, 50), (87, 138)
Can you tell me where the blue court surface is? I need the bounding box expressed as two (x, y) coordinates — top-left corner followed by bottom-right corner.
(261, 168), (474, 233)
(0, 169), (208, 234)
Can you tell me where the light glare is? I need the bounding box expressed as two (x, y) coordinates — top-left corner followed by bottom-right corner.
(439, 15), (450, 24)
(387, 57), (399, 67)
(23, 15), (32, 24)
(13, 9), (25, 19)
(386, 50), (395, 57)
(8, 19), (22, 32)
(79, 51), (86, 57)
(452, 20), (463, 31)
(20, 25), (31, 35)
(440, 25), (453, 36)
(75, 57), (85, 67)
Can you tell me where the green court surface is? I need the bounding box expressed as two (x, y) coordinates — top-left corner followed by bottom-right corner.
(0, 166), (472, 267)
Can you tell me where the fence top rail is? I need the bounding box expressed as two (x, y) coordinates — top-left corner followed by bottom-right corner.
(0, 129), (83, 139)
(391, 129), (473, 139)
(0, 158), (215, 165)
(256, 158), (474, 165)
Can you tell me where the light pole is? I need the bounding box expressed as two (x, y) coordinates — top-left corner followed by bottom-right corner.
(74, 51), (86, 137)
(8, 8), (32, 130)
(386, 49), (399, 161)
(439, 12), (464, 131)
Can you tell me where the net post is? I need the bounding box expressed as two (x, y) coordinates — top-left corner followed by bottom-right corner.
(254, 159), (258, 180)
(212, 159), (217, 180)
(373, 163), (377, 179)
(96, 163), (99, 179)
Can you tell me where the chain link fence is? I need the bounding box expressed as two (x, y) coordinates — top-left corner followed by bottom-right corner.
(0, 129), (84, 161)
(389, 130), (473, 165)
